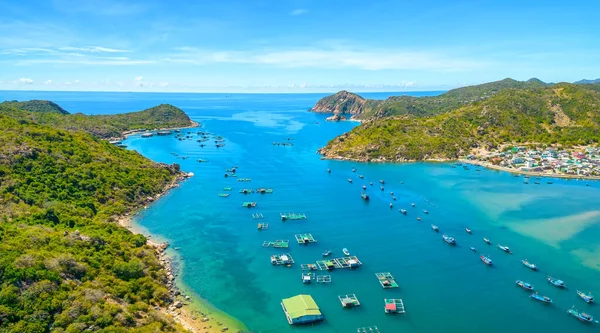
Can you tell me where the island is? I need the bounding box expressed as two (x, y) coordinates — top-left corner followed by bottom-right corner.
(313, 79), (600, 178)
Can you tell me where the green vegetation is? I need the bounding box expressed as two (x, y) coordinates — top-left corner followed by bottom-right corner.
(0, 100), (70, 115)
(312, 78), (550, 119)
(320, 84), (600, 161)
(0, 103), (193, 139)
(0, 103), (189, 332)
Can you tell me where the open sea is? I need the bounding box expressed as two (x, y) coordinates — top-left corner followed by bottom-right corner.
(2, 90), (600, 333)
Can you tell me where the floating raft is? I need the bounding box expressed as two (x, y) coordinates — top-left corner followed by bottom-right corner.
(256, 188), (274, 194)
(242, 202), (257, 208)
(239, 188), (254, 194)
(237, 178), (252, 182)
(376, 272), (399, 288)
(218, 193), (229, 197)
(339, 294), (360, 307)
(384, 299), (405, 314)
(223, 187), (232, 191)
(263, 240), (289, 248)
(280, 213), (307, 221)
(271, 253), (294, 265)
(301, 264), (319, 271)
(257, 223), (268, 230)
(357, 326), (380, 333)
(252, 213), (264, 219)
(315, 256), (362, 270)
(295, 233), (317, 244)
(316, 275), (331, 283)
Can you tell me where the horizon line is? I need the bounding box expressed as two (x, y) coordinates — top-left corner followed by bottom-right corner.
(0, 88), (448, 95)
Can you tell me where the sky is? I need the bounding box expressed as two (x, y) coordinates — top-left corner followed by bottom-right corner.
(0, 0), (599, 92)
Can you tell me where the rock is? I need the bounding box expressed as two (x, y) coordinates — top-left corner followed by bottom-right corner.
(174, 301), (183, 308)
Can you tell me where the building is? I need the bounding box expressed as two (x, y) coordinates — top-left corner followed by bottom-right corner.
(281, 294), (324, 325)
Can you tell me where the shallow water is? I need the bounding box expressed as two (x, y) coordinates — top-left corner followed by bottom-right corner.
(2, 91), (599, 332)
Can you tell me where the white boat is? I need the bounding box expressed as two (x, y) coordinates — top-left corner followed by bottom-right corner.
(342, 248), (350, 256)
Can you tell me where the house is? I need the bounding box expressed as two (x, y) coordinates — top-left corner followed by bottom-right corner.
(281, 294), (324, 325)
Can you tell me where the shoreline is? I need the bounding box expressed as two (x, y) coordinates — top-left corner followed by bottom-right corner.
(115, 120), (201, 140)
(117, 171), (247, 333)
(318, 152), (600, 181)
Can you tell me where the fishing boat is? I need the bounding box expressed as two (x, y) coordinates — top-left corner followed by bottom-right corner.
(431, 224), (439, 232)
(417, 217), (421, 221)
(380, 186), (384, 191)
(498, 245), (512, 253)
(400, 209), (407, 215)
(411, 203), (415, 207)
(389, 203), (393, 208)
(577, 290), (595, 303)
(327, 168), (331, 173)
(379, 180), (385, 184)
(352, 168), (356, 172)
(423, 210), (428, 214)
(390, 191), (394, 195)
(342, 248), (350, 256)
(567, 307), (597, 323)
(548, 276), (566, 288)
(362, 185), (367, 190)
(530, 293), (552, 304)
(483, 238), (491, 244)
(516, 280), (534, 291)
(480, 255), (492, 265)
(347, 178), (353, 183)
(392, 196), (397, 201)
(359, 175), (364, 179)
(369, 182), (373, 186)
(301, 273), (312, 284)
(322, 250), (332, 257)
(522, 259), (537, 270)
(470, 247), (477, 252)
(465, 228), (472, 234)
(442, 234), (456, 245)
(361, 193), (369, 201)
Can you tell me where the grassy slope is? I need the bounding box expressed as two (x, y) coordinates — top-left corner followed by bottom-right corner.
(321, 84), (600, 161)
(0, 100), (70, 115)
(0, 107), (188, 332)
(0, 103), (193, 139)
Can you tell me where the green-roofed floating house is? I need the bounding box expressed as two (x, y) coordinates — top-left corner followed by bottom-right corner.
(281, 294), (324, 325)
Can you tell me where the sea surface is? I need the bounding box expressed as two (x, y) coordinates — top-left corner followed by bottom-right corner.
(2, 90), (600, 333)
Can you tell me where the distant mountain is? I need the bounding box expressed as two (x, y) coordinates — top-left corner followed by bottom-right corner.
(311, 78), (549, 120)
(0, 102), (195, 138)
(319, 83), (600, 162)
(1, 99), (70, 114)
(575, 78), (600, 84)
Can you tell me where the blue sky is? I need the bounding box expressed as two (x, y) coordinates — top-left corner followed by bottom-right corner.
(0, 0), (598, 92)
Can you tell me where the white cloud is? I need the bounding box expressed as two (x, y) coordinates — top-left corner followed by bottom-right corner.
(290, 9), (309, 16)
(405, 81), (415, 87)
(160, 81), (169, 87)
(135, 76), (143, 87)
(74, 80), (80, 84)
(58, 46), (130, 53)
(18, 78), (33, 84)
(12, 59), (154, 66)
(44, 79), (52, 84)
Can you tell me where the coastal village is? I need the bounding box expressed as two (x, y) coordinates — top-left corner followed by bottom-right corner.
(466, 146), (600, 178)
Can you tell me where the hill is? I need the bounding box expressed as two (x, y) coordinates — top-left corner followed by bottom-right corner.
(0, 109), (189, 332)
(0, 99), (70, 114)
(319, 84), (600, 162)
(311, 78), (550, 120)
(575, 78), (600, 84)
(0, 102), (195, 138)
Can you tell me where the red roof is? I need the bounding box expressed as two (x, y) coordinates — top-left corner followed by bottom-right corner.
(385, 303), (397, 311)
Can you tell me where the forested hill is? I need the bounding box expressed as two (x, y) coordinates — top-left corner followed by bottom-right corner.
(0, 114), (189, 332)
(0, 99), (70, 114)
(0, 102), (194, 138)
(311, 78), (549, 119)
(319, 83), (600, 161)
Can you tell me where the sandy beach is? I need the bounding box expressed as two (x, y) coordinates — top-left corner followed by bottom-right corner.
(461, 159), (600, 180)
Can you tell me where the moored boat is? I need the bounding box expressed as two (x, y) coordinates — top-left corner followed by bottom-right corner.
(465, 228), (472, 234)
(483, 238), (491, 244)
(342, 248), (350, 256)
(352, 168), (356, 172)
(327, 168), (331, 173)
(568, 307), (597, 323)
(369, 182), (373, 186)
(442, 234), (456, 245)
(322, 250), (332, 257)
(480, 255), (492, 265)
(470, 247), (477, 252)
(431, 224), (439, 232)
(522, 259), (537, 270)
(400, 209), (407, 215)
(530, 293), (552, 304)
(577, 290), (595, 303)
(498, 244), (512, 253)
(359, 175), (364, 179)
(411, 203), (415, 207)
(380, 186), (384, 191)
(361, 193), (369, 201)
(423, 210), (428, 214)
(516, 280), (534, 291)
(392, 196), (397, 201)
(548, 276), (566, 288)
(362, 185), (367, 190)
(348, 178), (353, 183)
(379, 180), (385, 184)
(390, 191), (394, 195)
(301, 272), (312, 284)
(389, 203), (393, 208)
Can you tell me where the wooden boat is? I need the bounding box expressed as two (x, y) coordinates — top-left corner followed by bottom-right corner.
(417, 217), (421, 221)
(470, 247), (477, 252)
(390, 191), (394, 195)
(483, 238), (491, 244)
(348, 178), (353, 183)
(352, 168), (356, 172)
(480, 255), (492, 265)
(361, 193), (369, 201)
(411, 203), (415, 207)
(423, 210), (428, 214)
(369, 182), (373, 186)
(530, 293), (552, 304)
(522, 259), (537, 270)
(567, 307), (597, 323)
(389, 203), (393, 208)
(362, 185), (367, 190)
(342, 248), (350, 256)
(431, 224), (439, 232)
(548, 276), (566, 288)
(359, 175), (364, 179)
(516, 280), (534, 291)
(379, 180), (385, 184)
(577, 290), (595, 303)
(400, 209), (407, 215)
(322, 250), (332, 257)
(392, 196), (397, 201)
(442, 234), (456, 245)
(498, 245), (512, 253)
(465, 228), (472, 234)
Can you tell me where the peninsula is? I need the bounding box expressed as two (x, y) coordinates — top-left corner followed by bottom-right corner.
(314, 80), (600, 178)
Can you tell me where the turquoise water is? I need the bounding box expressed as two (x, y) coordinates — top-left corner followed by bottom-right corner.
(2, 91), (599, 332)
